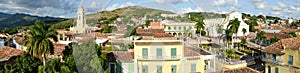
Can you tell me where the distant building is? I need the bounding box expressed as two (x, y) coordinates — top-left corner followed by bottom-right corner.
(70, 5), (91, 34)
(0, 46), (24, 62)
(106, 51), (134, 73)
(203, 11), (250, 37)
(161, 20), (196, 37)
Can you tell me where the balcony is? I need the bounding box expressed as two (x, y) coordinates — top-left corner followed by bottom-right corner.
(262, 58), (284, 65)
(137, 56), (181, 61)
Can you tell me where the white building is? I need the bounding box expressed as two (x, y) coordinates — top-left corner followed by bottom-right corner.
(204, 11), (249, 37)
(70, 5), (91, 34)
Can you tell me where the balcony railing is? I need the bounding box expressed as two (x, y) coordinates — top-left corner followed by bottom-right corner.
(137, 56), (181, 60)
(262, 58), (284, 65)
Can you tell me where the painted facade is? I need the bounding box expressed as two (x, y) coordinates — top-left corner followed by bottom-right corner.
(161, 21), (196, 37)
(133, 40), (212, 73)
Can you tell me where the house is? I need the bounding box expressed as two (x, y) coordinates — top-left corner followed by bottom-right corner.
(0, 46), (24, 62)
(161, 20), (196, 37)
(149, 22), (162, 29)
(133, 40), (212, 73)
(106, 51), (134, 73)
(262, 37), (300, 73)
(263, 33), (292, 46)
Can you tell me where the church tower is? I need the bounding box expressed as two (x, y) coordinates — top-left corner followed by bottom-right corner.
(70, 5), (90, 33)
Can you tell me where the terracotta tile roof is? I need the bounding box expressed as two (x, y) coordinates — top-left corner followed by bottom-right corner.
(106, 51), (133, 62)
(53, 43), (68, 56)
(136, 29), (165, 33)
(262, 37), (300, 54)
(264, 33), (292, 40)
(267, 25), (294, 33)
(215, 67), (261, 73)
(184, 48), (201, 57)
(66, 32), (75, 36)
(0, 46), (24, 60)
(150, 22), (161, 29)
(14, 37), (25, 44)
(94, 32), (110, 38)
(153, 33), (173, 37)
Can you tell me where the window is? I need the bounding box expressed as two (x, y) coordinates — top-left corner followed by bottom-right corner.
(189, 26), (192, 29)
(171, 48), (176, 58)
(142, 65), (148, 73)
(191, 64), (196, 72)
(179, 26), (182, 30)
(184, 27), (186, 30)
(109, 63), (116, 73)
(168, 26), (171, 30)
(174, 26), (177, 30)
(268, 66), (271, 73)
(272, 54), (276, 62)
(157, 65), (162, 73)
(275, 67), (278, 73)
(156, 48), (162, 59)
(142, 48), (148, 59)
(288, 55), (293, 65)
(171, 65), (176, 73)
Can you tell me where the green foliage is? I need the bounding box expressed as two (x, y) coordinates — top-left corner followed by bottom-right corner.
(1, 28), (18, 34)
(124, 26), (137, 37)
(227, 18), (241, 34)
(38, 59), (75, 73)
(72, 41), (108, 73)
(242, 28), (247, 35)
(216, 24), (223, 34)
(0, 53), (42, 73)
(106, 46), (113, 51)
(225, 49), (238, 59)
(290, 32), (297, 37)
(270, 37), (279, 44)
(99, 25), (115, 33)
(256, 31), (266, 45)
(241, 38), (247, 45)
(145, 20), (151, 27)
(24, 20), (58, 58)
(201, 30), (206, 36)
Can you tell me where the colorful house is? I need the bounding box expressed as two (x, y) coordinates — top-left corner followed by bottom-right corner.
(133, 40), (212, 73)
(262, 37), (300, 73)
(161, 20), (196, 37)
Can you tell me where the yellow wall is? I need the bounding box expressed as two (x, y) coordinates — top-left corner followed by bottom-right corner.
(134, 40), (206, 73)
(283, 49), (300, 68)
(265, 63), (300, 73)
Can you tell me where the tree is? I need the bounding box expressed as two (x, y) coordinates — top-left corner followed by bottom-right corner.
(256, 31), (266, 46)
(242, 28), (247, 37)
(290, 31), (297, 37)
(225, 48), (236, 59)
(270, 37), (279, 44)
(241, 38), (247, 49)
(24, 20), (58, 72)
(227, 18), (241, 48)
(144, 20), (151, 28)
(191, 17), (205, 36)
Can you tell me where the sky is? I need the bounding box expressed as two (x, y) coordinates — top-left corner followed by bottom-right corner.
(0, 0), (299, 19)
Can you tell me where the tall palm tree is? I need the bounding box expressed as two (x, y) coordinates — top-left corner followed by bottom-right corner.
(227, 18), (240, 48)
(191, 17), (205, 36)
(24, 20), (58, 68)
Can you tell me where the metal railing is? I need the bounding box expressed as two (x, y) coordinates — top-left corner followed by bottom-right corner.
(137, 56), (181, 60)
(262, 58), (284, 65)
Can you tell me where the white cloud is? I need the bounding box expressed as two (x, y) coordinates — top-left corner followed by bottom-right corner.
(105, 2), (134, 11)
(155, 0), (189, 4)
(59, 15), (65, 18)
(277, 2), (287, 8)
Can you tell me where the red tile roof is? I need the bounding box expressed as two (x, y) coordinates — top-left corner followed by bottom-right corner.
(53, 43), (68, 56)
(264, 33), (292, 40)
(0, 46), (24, 60)
(14, 37), (25, 44)
(106, 51), (133, 62)
(262, 37), (300, 54)
(184, 48), (201, 57)
(150, 22), (161, 29)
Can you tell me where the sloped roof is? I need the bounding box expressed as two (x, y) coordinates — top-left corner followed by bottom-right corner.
(264, 33), (292, 40)
(106, 51), (133, 62)
(214, 67), (261, 73)
(53, 43), (68, 56)
(14, 37), (25, 44)
(262, 37), (300, 54)
(0, 46), (24, 60)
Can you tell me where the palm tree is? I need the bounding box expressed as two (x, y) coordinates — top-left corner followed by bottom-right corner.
(24, 20), (58, 69)
(256, 31), (266, 46)
(241, 38), (247, 49)
(242, 28), (247, 37)
(191, 17), (205, 36)
(227, 18), (240, 48)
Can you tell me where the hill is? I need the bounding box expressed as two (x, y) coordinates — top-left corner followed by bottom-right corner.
(0, 12), (65, 30)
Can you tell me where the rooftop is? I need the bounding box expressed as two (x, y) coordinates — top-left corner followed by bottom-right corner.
(106, 51), (134, 62)
(53, 43), (68, 56)
(0, 46), (24, 61)
(262, 37), (300, 54)
(264, 33), (292, 40)
(149, 22), (161, 29)
(212, 67), (261, 73)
